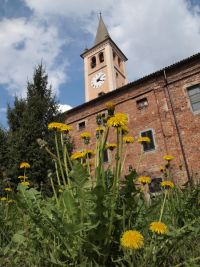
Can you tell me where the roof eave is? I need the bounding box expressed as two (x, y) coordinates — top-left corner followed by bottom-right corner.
(66, 52), (200, 116)
(80, 37), (128, 61)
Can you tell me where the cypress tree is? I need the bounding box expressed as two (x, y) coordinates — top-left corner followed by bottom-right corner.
(0, 125), (8, 181)
(7, 64), (60, 189)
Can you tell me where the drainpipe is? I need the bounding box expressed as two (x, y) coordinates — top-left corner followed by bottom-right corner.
(163, 69), (192, 186)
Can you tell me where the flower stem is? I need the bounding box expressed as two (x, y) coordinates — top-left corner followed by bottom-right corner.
(50, 176), (58, 206)
(55, 132), (67, 188)
(159, 190), (167, 221)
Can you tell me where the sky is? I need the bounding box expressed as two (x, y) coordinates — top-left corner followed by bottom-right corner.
(0, 0), (200, 128)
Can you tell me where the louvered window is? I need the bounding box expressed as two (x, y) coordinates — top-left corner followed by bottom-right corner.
(188, 84), (200, 112)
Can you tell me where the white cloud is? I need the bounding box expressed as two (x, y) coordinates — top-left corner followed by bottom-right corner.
(0, 17), (68, 97)
(1, 0), (200, 100)
(107, 0), (200, 79)
(58, 104), (72, 112)
(22, 0), (200, 81)
(23, 0), (115, 18)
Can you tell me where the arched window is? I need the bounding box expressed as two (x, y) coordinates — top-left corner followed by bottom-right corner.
(91, 56), (96, 68)
(99, 52), (104, 63)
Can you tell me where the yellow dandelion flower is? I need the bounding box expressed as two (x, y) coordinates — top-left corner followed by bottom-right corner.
(80, 132), (92, 139)
(20, 162), (30, 168)
(161, 181), (175, 189)
(137, 137), (151, 143)
(120, 125), (129, 135)
(21, 181), (30, 186)
(4, 187), (12, 192)
(105, 143), (117, 151)
(96, 127), (105, 133)
(71, 151), (86, 160)
(18, 175), (28, 179)
(163, 155), (174, 161)
(48, 122), (64, 131)
(1, 197), (7, 201)
(120, 230), (144, 250)
(160, 166), (165, 172)
(48, 122), (73, 133)
(150, 221), (168, 234)
(60, 124), (73, 133)
(105, 101), (115, 110)
(123, 136), (134, 144)
(107, 113), (128, 128)
(7, 199), (15, 204)
(83, 150), (95, 158)
(138, 176), (151, 184)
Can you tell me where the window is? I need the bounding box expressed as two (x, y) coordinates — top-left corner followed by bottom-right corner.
(149, 178), (162, 193)
(187, 84), (200, 112)
(91, 56), (96, 68)
(136, 97), (148, 110)
(141, 129), (155, 152)
(113, 51), (116, 60)
(78, 121), (85, 131)
(99, 52), (104, 63)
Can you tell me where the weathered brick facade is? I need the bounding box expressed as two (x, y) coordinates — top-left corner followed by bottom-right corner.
(65, 53), (200, 185)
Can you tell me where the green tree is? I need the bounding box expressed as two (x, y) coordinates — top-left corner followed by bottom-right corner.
(7, 64), (60, 189)
(0, 125), (8, 180)
(6, 97), (27, 181)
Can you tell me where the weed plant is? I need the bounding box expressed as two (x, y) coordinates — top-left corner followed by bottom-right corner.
(0, 102), (199, 267)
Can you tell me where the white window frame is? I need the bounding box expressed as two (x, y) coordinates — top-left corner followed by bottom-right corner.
(187, 84), (200, 115)
(77, 120), (87, 131)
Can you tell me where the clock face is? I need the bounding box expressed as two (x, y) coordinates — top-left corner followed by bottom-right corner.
(91, 72), (106, 88)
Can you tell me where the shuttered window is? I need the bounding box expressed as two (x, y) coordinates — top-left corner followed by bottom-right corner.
(188, 84), (200, 112)
(141, 130), (155, 152)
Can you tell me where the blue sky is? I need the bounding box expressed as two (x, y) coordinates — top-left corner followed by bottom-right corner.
(0, 0), (200, 128)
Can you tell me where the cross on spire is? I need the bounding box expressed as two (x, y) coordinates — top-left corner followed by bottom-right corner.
(94, 13), (110, 45)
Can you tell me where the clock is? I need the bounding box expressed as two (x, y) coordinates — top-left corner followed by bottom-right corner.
(91, 72), (106, 88)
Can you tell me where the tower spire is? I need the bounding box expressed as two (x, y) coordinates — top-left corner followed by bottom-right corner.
(94, 13), (110, 45)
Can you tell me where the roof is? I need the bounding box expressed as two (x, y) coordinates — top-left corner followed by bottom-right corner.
(80, 15), (128, 61)
(66, 52), (200, 115)
(94, 14), (110, 45)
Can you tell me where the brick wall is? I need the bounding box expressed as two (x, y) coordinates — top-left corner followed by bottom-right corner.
(65, 54), (200, 185)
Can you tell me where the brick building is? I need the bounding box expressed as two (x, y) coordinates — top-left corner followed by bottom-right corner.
(65, 15), (200, 185)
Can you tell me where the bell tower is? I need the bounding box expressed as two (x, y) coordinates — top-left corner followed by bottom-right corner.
(81, 14), (128, 102)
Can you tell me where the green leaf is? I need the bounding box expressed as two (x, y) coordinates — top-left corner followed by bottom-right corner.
(12, 230), (26, 244)
(62, 189), (77, 216)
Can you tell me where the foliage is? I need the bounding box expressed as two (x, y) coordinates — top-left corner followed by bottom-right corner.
(0, 103), (199, 266)
(0, 126), (8, 172)
(0, 126), (8, 190)
(5, 64), (71, 190)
